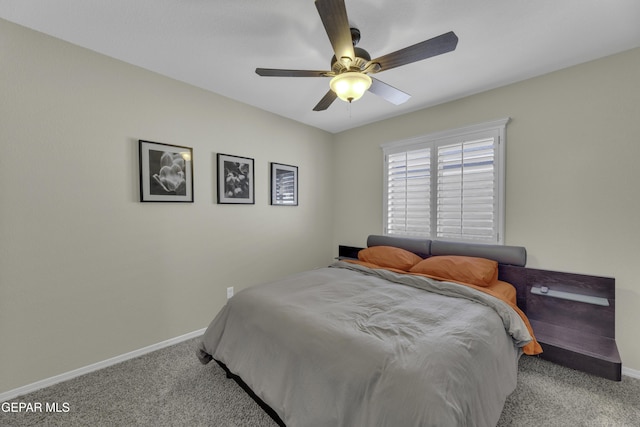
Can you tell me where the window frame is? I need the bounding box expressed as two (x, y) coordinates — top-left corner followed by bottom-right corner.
(381, 118), (509, 244)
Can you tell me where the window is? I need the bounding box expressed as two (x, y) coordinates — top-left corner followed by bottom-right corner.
(382, 118), (509, 244)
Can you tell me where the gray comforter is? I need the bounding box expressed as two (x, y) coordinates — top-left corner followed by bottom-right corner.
(198, 262), (532, 427)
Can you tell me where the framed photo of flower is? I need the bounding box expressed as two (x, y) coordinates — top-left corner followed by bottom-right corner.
(217, 153), (255, 204)
(139, 140), (193, 202)
(270, 162), (298, 206)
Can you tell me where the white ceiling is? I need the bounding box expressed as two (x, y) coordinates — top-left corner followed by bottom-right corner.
(1, 0), (639, 133)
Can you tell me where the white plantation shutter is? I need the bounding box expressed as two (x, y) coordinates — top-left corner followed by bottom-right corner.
(437, 137), (497, 241)
(383, 119), (508, 244)
(386, 148), (431, 236)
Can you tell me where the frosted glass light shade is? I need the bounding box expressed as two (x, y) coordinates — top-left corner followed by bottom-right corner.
(329, 72), (372, 103)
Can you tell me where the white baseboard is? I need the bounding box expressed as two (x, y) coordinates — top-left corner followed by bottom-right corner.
(0, 328), (206, 403)
(622, 366), (640, 380)
(2, 328), (638, 402)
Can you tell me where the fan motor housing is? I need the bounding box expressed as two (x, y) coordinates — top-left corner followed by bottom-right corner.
(331, 47), (371, 74)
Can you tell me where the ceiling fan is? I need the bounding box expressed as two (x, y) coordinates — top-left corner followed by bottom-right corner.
(255, 0), (458, 111)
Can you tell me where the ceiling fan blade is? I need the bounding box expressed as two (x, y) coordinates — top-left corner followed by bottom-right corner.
(369, 31), (458, 73)
(315, 0), (355, 63)
(256, 68), (332, 77)
(368, 77), (411, 105)
(313, 90), (338, 111)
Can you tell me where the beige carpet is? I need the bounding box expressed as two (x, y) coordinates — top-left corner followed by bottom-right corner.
(2, 337), (639, 426)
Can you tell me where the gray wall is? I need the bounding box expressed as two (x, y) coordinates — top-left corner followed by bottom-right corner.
(332, 47), (640, 375)
(2, 17), (639, 395)
(0, 19), (335, 394)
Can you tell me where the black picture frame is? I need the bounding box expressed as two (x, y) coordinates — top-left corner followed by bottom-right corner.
(139, 140), (193, 202)
(270, 162), (298, 206)
(217, 153), (255, 204)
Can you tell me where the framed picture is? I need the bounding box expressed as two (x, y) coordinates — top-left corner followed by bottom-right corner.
(217, 153), (255, 204)
(270, 162), (298, 206)
(139, 140), (193, 202)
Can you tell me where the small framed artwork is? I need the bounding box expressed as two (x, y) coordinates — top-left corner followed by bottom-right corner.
(270, 162), (298, 206)
(217, 153), (255, 204)
(139, 140), (193, 202)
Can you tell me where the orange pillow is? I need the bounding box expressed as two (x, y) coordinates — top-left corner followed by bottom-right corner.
(358, 246), (423, 271)
(409, 255), (498, 287)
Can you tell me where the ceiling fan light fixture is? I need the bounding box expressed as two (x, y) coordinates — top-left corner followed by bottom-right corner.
(329, 72), (372, 103)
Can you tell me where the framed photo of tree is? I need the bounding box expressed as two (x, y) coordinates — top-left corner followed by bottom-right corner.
(139, 140), (193, 202)
(217, 153), (255, 204)
(270, 162), (298, 206)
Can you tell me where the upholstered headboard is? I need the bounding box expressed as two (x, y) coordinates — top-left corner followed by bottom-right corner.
(366, 235), (527, 267)
(365, 235), (432, 258)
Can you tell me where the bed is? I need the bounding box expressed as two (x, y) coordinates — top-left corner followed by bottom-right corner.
(197, 235), (541, 426)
